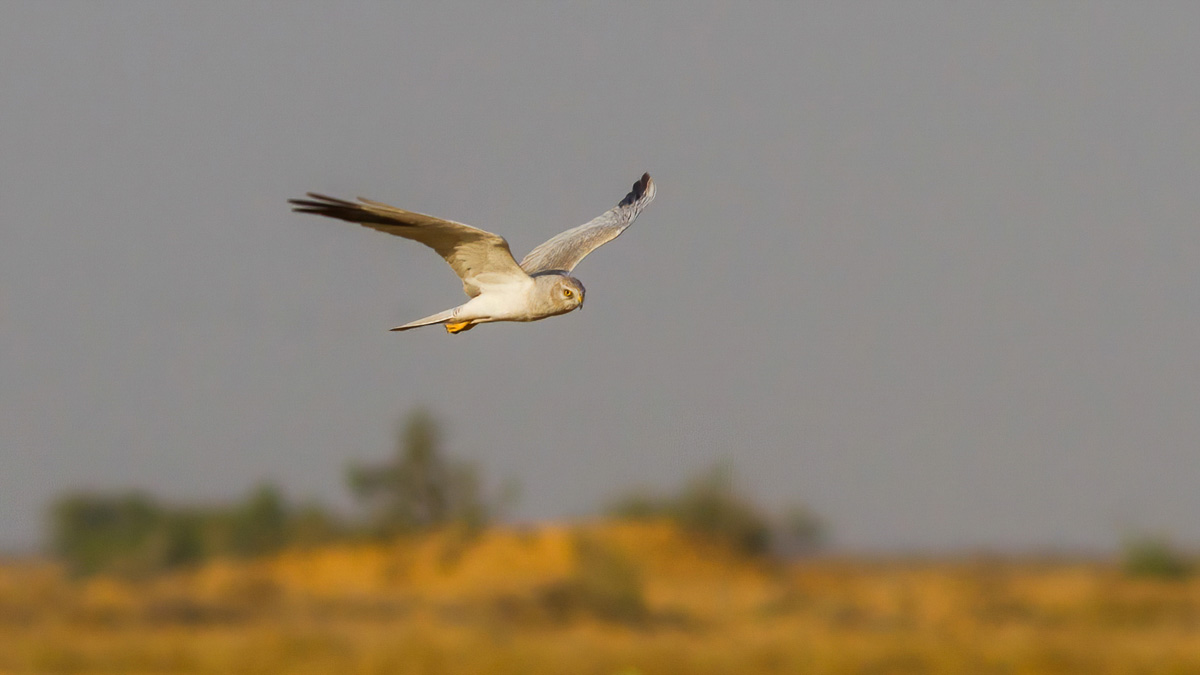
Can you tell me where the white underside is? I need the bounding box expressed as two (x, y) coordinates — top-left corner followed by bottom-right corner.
(457, 281), (541, 322)
(391, 278), (542, 331)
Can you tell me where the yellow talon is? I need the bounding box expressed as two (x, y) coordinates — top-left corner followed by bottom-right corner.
(445, 321), (473, 334)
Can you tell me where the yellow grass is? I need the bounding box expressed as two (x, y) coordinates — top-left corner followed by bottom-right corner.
(2, 521), (1199, 674)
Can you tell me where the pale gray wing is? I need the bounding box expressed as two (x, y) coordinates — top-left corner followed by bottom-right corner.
(520, 173), (656, 274)
(289, 193), (529, 297)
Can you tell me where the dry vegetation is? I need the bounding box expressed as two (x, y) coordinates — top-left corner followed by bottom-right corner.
(2, 520), (1199, 675)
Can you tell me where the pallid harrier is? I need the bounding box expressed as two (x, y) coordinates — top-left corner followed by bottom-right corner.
(290, 173), (655, 334)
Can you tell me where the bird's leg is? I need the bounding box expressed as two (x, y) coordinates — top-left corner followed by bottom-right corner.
(444, 321), (474, 334)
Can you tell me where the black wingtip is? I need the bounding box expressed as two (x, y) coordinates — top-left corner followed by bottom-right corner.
(619, 173), (652, 207)
(288, 192), (363, 214)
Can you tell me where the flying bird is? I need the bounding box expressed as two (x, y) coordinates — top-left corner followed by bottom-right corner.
(289, 173), (655, 334)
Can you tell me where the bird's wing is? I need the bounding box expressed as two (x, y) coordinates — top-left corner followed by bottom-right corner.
(519, 173), (656, 274)
(289, 193), (529, 297)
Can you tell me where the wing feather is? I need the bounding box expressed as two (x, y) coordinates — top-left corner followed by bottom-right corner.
(519, 173), (655, 274)
(289, 193), (529, 297)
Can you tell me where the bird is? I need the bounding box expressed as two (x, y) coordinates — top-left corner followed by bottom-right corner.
(289, 173), (656, 334)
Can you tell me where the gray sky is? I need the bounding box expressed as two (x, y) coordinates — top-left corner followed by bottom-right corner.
(3, 3), (1198, 553)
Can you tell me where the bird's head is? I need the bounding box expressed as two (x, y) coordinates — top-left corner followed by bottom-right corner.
(534, 272), (586, 315)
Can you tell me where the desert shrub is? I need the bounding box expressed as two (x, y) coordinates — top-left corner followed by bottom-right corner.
(607, 462), (825, 556)
(49, 485), (345, 576)
(671, 465), (772, 554)
(225, 485), (289, 556)
(539, 535), (647, 624)
(48, 409), (506, 575)
(1121, 534), (1194, 580)
(347, 409), (494, 537)
(50, 492), (162, 576)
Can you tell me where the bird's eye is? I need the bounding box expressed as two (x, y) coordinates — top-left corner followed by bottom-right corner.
(563, 289), (573, 298)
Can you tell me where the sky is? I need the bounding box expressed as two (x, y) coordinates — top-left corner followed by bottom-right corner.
(2, 3), (1198, 553)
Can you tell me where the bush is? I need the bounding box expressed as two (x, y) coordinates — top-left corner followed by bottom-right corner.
(45, 409), (501, 576)
(539, 535), (647, 624)
(50, 492), (162, 576)
(49, 485), (344, 577)
(670, 464), (772, 554)
(607, 462), (825, 556)
(347, 409), (493, 536)
(1121, 535), (1194, 581)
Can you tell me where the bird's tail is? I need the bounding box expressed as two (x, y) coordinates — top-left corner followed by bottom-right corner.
(389, 308), (459, 332)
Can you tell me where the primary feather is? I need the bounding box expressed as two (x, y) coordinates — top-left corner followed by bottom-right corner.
(520, 173), (656, 274)
(288, 193), (526, 298)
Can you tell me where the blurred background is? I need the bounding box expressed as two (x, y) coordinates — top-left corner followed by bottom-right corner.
(2, 3), (1199, 672)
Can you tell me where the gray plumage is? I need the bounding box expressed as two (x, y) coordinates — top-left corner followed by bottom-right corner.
(520, 174), (655, 274)
(289, 173), (654, 334)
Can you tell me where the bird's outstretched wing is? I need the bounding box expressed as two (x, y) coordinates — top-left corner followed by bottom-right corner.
(520, 173), (655, 274)
(289, 193), (529, 297)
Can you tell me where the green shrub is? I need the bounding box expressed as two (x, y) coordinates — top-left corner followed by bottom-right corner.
(48, 485), (345, 577)
(347, 409), (493, 537)
(50, 492), (162, 576)
(1121, 535), (1194, 581)
(540, 535), (647, 624)
(607, 462), (825, 557)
